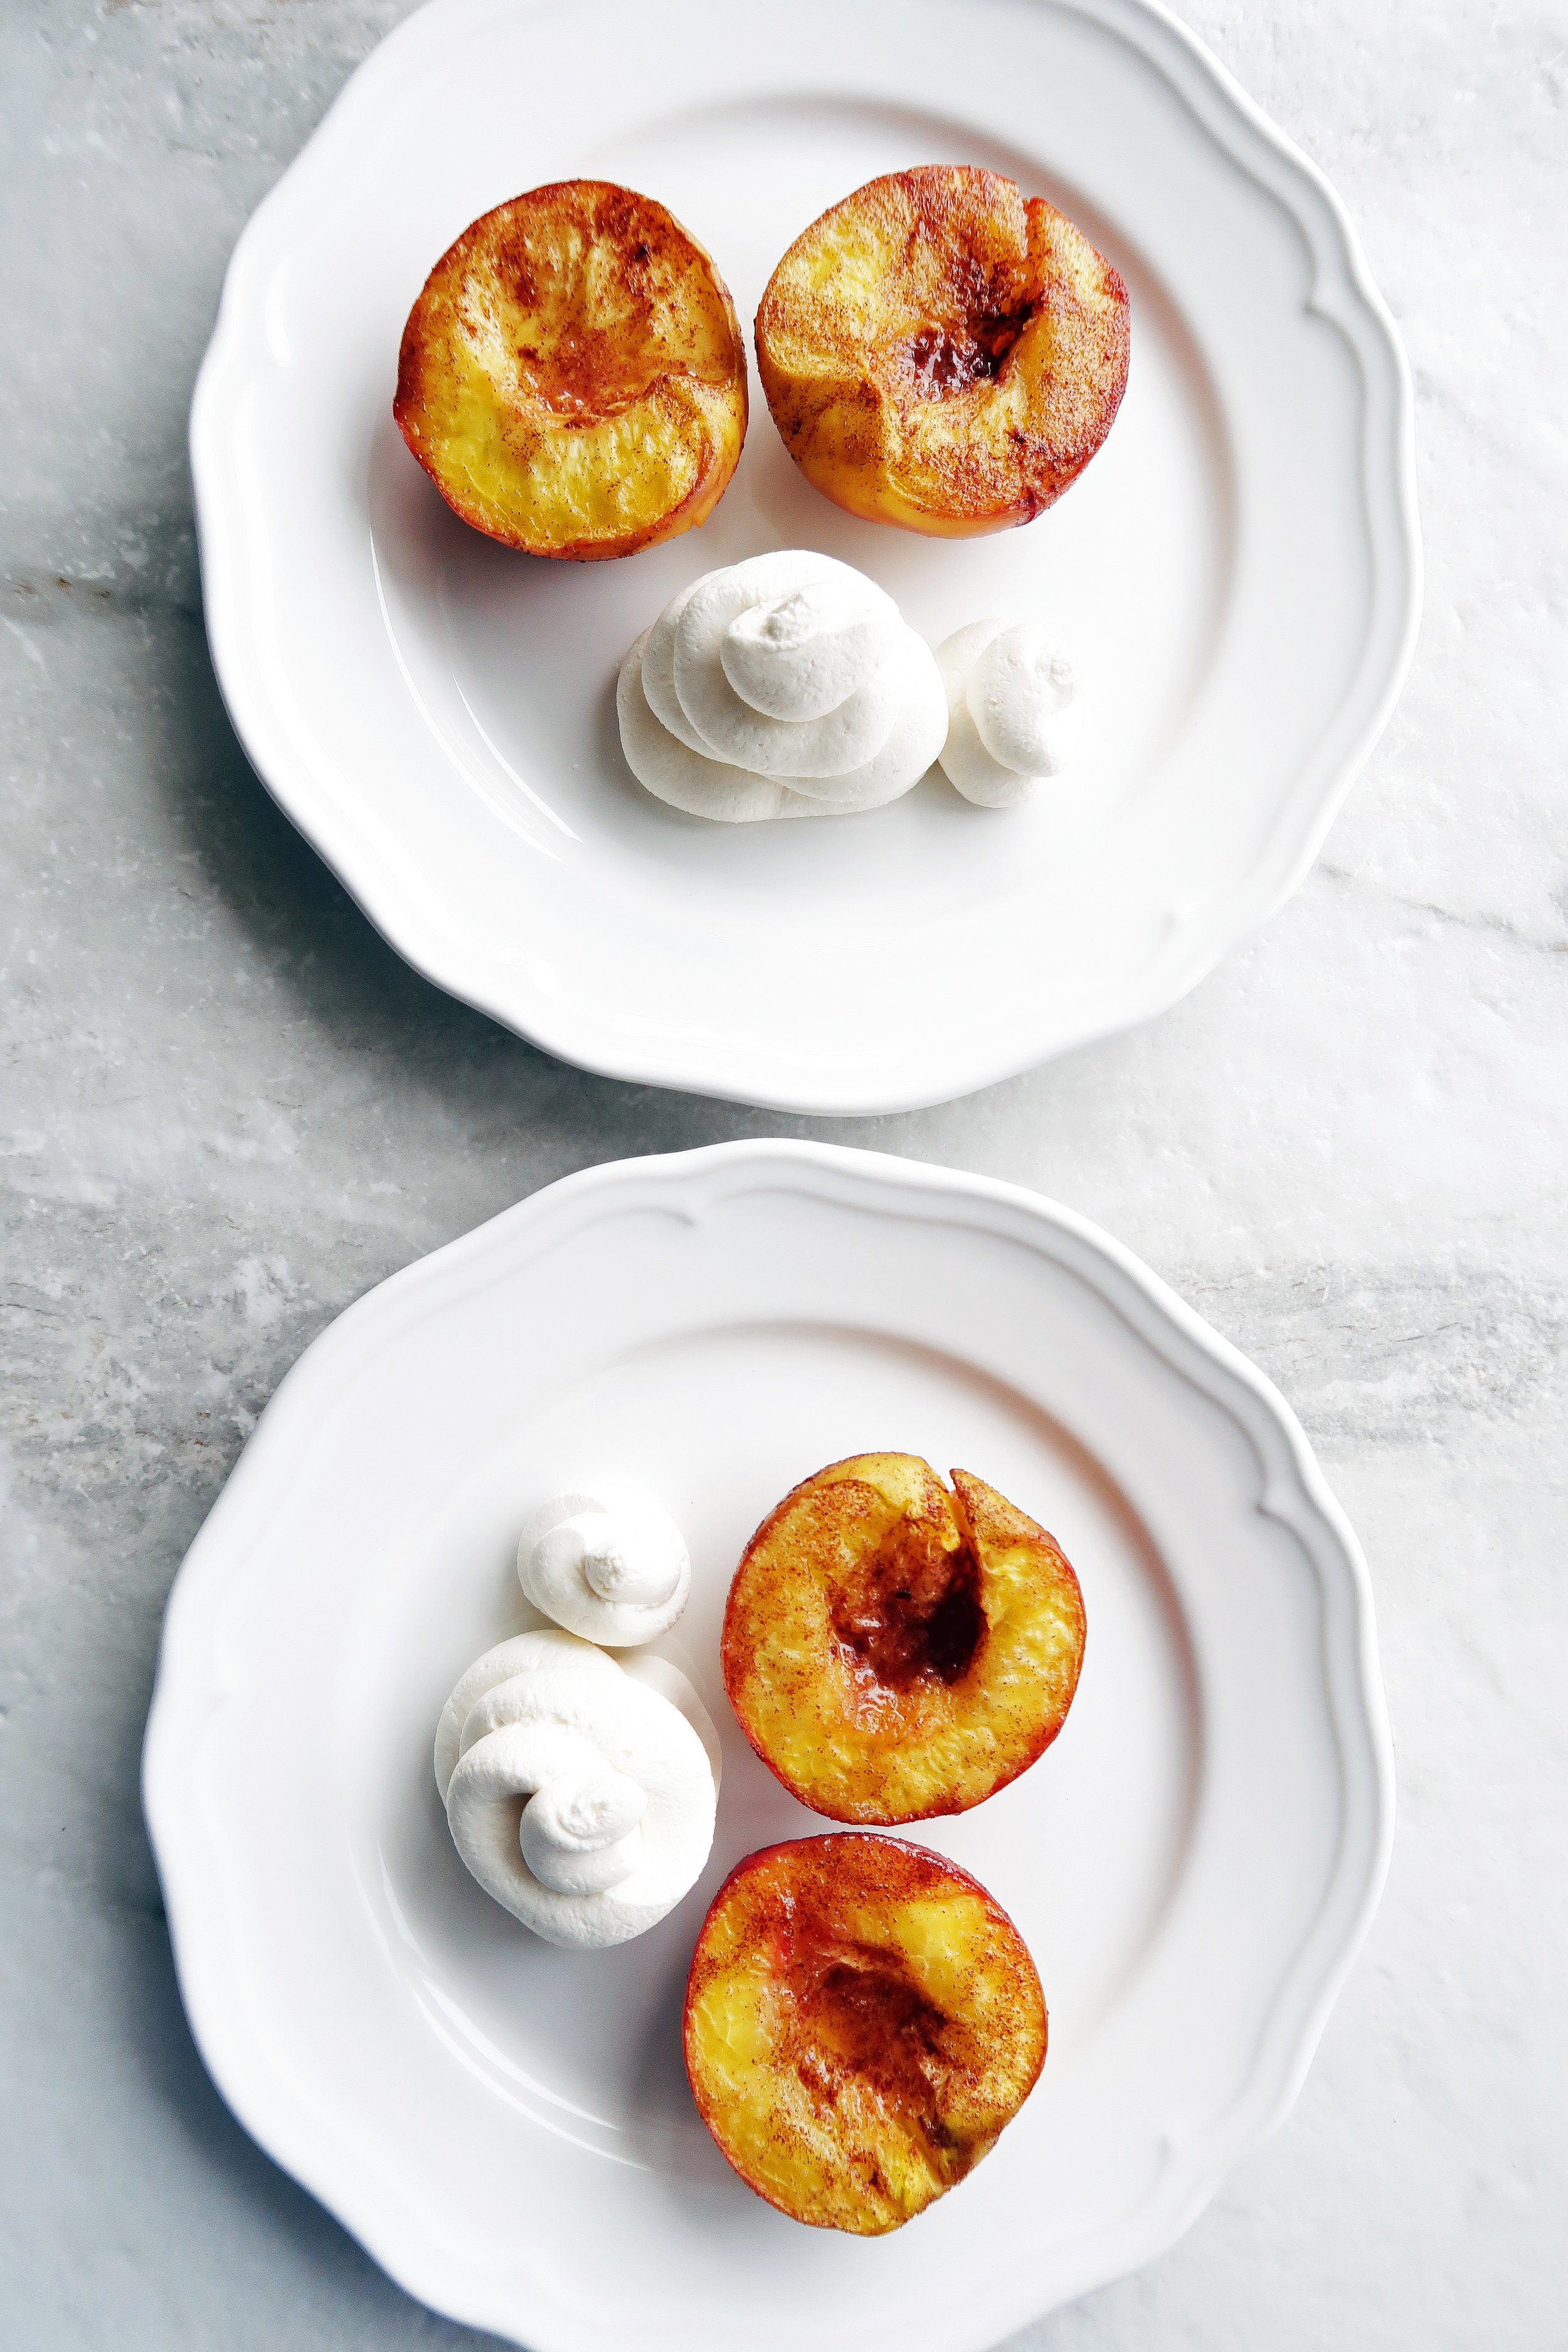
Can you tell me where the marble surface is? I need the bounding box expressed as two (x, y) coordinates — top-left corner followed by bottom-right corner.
(1, 2), (1563, 2344)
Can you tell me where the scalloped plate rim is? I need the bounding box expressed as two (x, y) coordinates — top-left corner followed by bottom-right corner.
(189, 0), (1420, 1115)
(143, 1138), (1394, 2348)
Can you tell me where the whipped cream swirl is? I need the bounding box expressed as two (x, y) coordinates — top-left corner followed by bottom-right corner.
(519, 1484), (690, 1646)
(936, 621), (1083, 807)
(435, 1629), (719, 1949)
(618, 550), (948, 822)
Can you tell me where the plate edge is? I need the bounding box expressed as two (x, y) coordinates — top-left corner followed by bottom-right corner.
(188, 0), (1422, 1115)
(142, 1136), (1396, 2350)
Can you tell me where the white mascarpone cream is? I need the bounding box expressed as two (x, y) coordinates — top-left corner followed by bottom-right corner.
(434, 1629), (719, 1949)
(618, 550), (948, 823)
(935, 620), (1083, 808)
(518, 1483), (690, 1646)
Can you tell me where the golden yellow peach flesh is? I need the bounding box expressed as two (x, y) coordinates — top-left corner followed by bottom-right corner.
(684, 1832), (1047, 2234)
(722, 1453), (1086, 1824)
(395, 179), (748, 560)
(755, 164), (1129, 536)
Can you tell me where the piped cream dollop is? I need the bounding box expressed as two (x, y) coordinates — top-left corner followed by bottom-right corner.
(618, 551), (948, 823)
(936, 621), (1083, 808)
(434, 1629), (719, 1949)
(518, 1484), (690, 1647)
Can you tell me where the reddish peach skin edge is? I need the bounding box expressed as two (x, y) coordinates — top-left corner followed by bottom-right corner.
(694, 1828), (1017, 1926)
(719, 1458), (1088, 1824)
(681, 1831), (1049, 2227)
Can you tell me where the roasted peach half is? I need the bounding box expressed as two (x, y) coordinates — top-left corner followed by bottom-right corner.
(723, 1453), (1085, 1823)
(684, 1833), (1046, 2234)
(755, 165), (1129, 537)
(395, 180), (748, 560)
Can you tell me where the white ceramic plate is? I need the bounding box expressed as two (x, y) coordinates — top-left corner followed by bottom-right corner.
(144, 1141), (1391, 2351)
(191, 0), (1419, 1115)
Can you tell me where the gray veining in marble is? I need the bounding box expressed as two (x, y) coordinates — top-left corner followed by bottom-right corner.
(2, 2), (1564, 2346)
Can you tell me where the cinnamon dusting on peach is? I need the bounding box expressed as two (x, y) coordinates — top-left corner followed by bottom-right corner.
(722, 1453), (1086, 1823)
(683, 1833), (1046, 2233)
(755, 165), (1129, 536)
(395, 179), (747, 560)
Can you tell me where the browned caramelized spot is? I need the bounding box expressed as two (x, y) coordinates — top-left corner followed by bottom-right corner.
(795, 1952), (950, 2130)
(684, 1833), (1049, 2231)
(830, 1514), (987, 1688)
(754, 165), (1130, 537)
(473, 201), (672, 421)
(515, 320), (665, 419)
(901, 305), (1032, 398)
